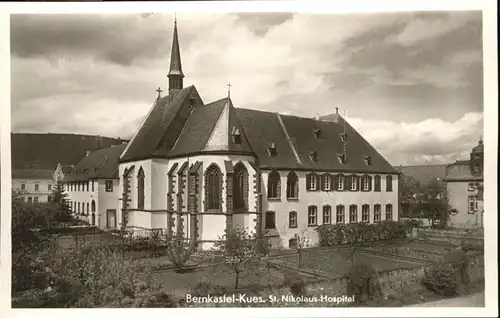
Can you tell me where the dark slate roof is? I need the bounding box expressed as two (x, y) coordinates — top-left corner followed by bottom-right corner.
(12, 133), (126, 170)
(12, 169), (53, 180)
(444, 160), (483, 182)
(123, 92), (395, 173)
(120, 86), (198, 162)
(64, 144), (127, 181)
(394, 164), (447, 185)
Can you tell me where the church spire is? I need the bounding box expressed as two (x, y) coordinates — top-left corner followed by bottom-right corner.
(167, 16), (184, 97)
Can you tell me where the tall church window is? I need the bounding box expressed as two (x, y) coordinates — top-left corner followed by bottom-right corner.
(137, 167), (145, 210)
(87, 202), (90, 215)
(267, 170), (281, 199)
(91, 200), (96, 212)
(206, 164), (222, 211)
(286, 171), (299, 199)
(233, 162), (248, 211)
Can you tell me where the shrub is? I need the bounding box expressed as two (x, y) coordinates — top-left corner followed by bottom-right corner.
(422, 263), (459, 296)
(346, 263), (382, 305)
(191, 280), (227, 296)
(316, 221), (407, 246)
(283, 271), (306, 296)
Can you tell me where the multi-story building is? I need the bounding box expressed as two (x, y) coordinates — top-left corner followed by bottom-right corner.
(12, 169), (54, 203)
(63, 144), (126, 229)
(116, 20), (399, 250)
(444, 138), (484, 228)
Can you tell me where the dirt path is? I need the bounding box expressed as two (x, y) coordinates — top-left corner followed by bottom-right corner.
(408, 291), (484, 307)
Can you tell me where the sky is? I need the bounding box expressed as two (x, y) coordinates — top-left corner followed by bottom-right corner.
(10, 11), (484, 166)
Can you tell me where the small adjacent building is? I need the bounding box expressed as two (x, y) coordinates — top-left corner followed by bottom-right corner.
(12, 169), (55, 203)
(63, 144), (127, 229)
(444, 138), (484, 228)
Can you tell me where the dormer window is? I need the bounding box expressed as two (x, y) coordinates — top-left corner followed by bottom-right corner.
(341, 132), (348, 142)
(267, 142), (277, 157)
(338, 153), (347, 165)
(94, 168), (99, 173)
(314, 129), (321, 139)
(83, 169), (88, 174)
(231, 127), (242, 144)
(364, 156), (372, 166)
(309, 151), (318, 162)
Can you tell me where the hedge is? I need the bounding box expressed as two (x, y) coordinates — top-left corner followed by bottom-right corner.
(316, 221), (408, 246)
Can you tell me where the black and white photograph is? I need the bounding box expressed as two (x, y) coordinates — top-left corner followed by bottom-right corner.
(0, 1), (497, 316)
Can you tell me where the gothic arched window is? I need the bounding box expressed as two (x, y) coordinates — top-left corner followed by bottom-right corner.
(233, 162), (248, 211)
(91, 200), (96, 212)
(205, 164), (222, 211)
(286, 171), (299, 199)
(267, 170), (281, 199)
(137, 167), (145, 210)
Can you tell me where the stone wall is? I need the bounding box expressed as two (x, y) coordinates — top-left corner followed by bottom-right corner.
(416, 228), (483, 246)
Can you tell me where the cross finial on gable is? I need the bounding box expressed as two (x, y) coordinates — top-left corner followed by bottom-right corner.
(227, 82), (232, 98)
(335, 107), (339, 114)
(156, 86), (163, 98)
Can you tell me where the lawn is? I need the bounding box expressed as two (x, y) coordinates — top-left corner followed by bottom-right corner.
(153, 262), (285, 296)
(275, 248), (424, 278)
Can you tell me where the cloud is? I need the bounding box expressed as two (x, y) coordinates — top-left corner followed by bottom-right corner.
(348, 112), (484, 165)
(10, 12), (484, 165)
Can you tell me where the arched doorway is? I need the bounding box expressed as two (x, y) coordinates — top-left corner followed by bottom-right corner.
(91, 213), (96, 226)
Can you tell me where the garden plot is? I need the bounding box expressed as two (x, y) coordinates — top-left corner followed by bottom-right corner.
(275, 248), (424, 278)
(364, 240), (456, 262)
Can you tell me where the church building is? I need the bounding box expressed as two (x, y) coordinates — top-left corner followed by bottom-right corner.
(117, 20), (399, 249)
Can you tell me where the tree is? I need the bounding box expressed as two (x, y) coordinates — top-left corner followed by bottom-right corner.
(212, 227), (267, 289)
(49, 181), (71, 222)
(420, 178), (449, 226)
(293, 230), (310, 268)
(165, 231), (195, 271)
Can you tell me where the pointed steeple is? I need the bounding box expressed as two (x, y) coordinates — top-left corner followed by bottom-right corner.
(167, 17), (184, 97)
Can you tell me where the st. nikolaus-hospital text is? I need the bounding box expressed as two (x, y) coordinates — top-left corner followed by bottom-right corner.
(185, 294), (356, 304)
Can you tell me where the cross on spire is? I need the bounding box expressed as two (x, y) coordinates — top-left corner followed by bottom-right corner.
(335, 107), (339, 114)
(227, 82), (232, 98)
(156, 86), (163, 98)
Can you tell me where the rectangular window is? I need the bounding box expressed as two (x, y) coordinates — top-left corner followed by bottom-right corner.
(92, 181), (95, 192)
(363, 176), (370, 191)
(265, 211), (276, 229)
(374, 176), (381, 192)
(323, 175), (331, 191)
(322, 206), (331, 224)
(86, 181), (89, 192)
(468, 196), (477, 214)
(468, 183), (475, 191)
(289, 211), (297, 228)
(21, 184), (26, 191)
(386, 204), (393, 221)
(386, 175), (393, 192)
(34, 184), (39, 191)
(308, 206), (317, 226)
(336, 175), (344, 191)
(350, 175), (357, 191)
(309, 174), (317, 191)
(105, 180), (113, 192)
(374, 205), (381, 222)
(336, 205), (345, 224)
(28, 197), (32, 204)
(48, 184), (52, 191)
(362, 205), (370, 222)
(349, 205), (357, 223)
(34, 197), (39, 203)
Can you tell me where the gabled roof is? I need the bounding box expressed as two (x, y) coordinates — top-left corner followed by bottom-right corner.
(12, 169), (53, 180)
(64, 144), (127, 181)
(444, 160), (483, 182)
(394, 164), (447, 185)
(120, 86), (199, 162)
(11, 133), (125, 170)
